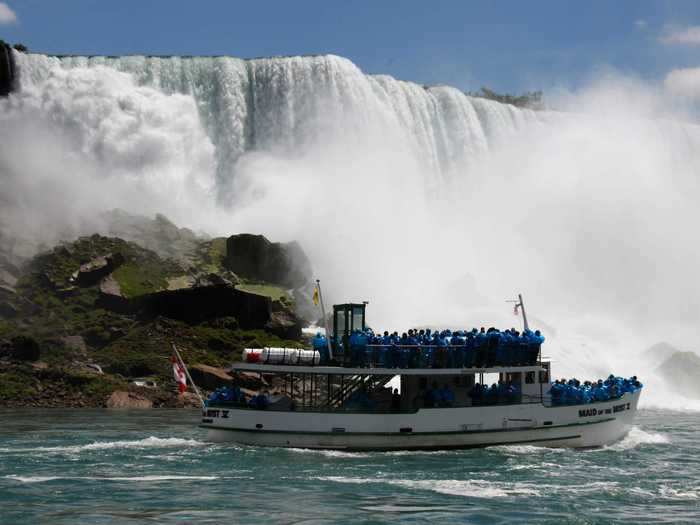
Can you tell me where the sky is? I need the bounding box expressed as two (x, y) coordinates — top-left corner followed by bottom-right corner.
(2, 1), (700, 97)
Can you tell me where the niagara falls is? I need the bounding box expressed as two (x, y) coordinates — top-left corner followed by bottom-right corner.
(1, 2), (700, 524)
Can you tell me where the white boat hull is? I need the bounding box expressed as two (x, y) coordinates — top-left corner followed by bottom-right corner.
(201, 390), (640, 450)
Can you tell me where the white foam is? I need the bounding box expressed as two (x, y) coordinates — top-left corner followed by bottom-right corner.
(604, 427), (670, 451)
(314, 476), (540, 498)
(287, 448), (371, 458)
(0, 436), (206, 455)
(486, 444), (566, 455)
(5, 474), (218, 483)
(658, 485), (700, 501)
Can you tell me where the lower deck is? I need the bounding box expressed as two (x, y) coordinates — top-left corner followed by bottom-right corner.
(201, 390), (641, 450)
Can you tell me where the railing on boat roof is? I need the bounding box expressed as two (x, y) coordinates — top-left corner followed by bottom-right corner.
(239, 343), (547, 374)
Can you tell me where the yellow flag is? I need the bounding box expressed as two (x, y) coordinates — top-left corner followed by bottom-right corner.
(312, 286), (319, 306)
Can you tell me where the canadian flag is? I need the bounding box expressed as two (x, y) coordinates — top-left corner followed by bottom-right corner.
(172, 355), (187, 394)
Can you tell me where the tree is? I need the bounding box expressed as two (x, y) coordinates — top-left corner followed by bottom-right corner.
(467, 87), (544, 110)
(13, 43), (28, 53)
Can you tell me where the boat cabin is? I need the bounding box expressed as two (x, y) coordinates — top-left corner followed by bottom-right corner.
(209, 300), (552, 412)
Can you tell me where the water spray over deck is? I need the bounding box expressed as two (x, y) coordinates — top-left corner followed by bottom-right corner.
(1, 51), (700, 408)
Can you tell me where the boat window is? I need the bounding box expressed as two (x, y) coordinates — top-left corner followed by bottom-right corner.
(539, 369), (550, 383)
(335, 309), (346, 336)
(525, 372), (535, 384)
(352, 306), (364, 331)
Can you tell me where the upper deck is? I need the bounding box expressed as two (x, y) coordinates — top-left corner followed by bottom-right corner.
(231, 361), (548, 376)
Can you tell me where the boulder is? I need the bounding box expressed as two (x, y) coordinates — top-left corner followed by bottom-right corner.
(62, 335), (87, 356)
(190, 364), (233, 391)
(98, 275), (132, 313)
(224, 234), (312, 288)
(106, 390), (153, 409)
(657, 351), (700, 399)
(266, 310), (303, 340)
(173, 391), (202, 408)
(142, 284), (271, 328)
(232, 370), (269, 390)
(73, 252), (125, 286)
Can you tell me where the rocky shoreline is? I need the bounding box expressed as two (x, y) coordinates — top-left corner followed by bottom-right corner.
(0, 212), (313, 409)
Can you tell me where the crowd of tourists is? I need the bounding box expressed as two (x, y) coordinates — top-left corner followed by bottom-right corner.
(468, 380), (521, 405)
(313, 327), (545, 368)
(548, 375), (642, 405)
(206, 385), (271, 409)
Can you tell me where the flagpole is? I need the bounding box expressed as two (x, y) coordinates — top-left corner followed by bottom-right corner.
(316, 280), (334, 361)
(171, 342), (205, 408)
(518, 293), (530, 332)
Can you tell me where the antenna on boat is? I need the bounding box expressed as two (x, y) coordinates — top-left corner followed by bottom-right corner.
(315, 279), (334, 360)
(507, 293), (530, 332)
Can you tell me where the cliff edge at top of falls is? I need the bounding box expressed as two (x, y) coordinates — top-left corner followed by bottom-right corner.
(0, 40), (17, 97)
(0, 212), (316, 408)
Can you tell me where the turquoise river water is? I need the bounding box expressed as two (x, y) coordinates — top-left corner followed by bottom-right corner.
(0, 409), (697, 524)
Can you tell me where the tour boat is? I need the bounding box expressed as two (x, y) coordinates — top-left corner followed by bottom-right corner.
(199, 298), (642, 450)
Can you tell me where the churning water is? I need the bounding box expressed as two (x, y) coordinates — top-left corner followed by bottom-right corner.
(0, 409), (697, 524)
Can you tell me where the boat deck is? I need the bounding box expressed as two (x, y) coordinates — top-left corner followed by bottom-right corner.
(230, 362), (547, 375)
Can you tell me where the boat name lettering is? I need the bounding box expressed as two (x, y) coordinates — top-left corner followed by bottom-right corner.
(205, 409), (229, 418)
(579, 403), (630, 418)
(578, 408), (598, 417)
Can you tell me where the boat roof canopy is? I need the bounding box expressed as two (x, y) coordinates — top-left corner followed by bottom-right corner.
(230, 362), (548, 376)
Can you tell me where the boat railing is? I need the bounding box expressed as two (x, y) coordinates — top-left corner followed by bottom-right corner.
(207, 392), (551, 413)
(338, 343), (541, 369)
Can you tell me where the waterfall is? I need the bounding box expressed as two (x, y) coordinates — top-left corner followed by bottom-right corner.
(12, 53), (545, 201)
(4, 51), (700, 406)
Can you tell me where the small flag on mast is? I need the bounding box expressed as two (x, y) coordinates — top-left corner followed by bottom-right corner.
(171, 354), (187, 394)
(513, 303), (520, 316)
(312, 286), (319, 306)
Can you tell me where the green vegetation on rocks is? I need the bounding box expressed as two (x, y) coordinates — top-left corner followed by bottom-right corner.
(0, 216), (314, 407)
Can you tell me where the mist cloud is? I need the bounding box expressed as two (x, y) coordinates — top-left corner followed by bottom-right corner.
(664, 67), (700, 99)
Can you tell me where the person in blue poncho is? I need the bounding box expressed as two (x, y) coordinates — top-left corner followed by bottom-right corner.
(439, 384), (455, 407)
(474, 327), (487, 367)
(313, 332), (329, 364)
(450, 333), (464, 367)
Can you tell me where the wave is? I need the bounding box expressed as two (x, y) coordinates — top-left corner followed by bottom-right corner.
(0, 436), (207, 454)
(601, 427), (670, 452)
(5, 474), (218, 483)
(313, 476), (540, 498)
(286, 447), (459, 458)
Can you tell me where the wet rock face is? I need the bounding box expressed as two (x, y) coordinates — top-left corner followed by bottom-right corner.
(141, 285), (272, 328)
(0, 42), (15, 97)
(657, 351), (700, 399)
(266, 310), (303, 340)
(74, 253), (125, 286)
(224, 234), (312, 289)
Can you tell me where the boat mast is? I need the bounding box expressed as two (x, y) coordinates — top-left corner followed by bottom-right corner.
(518, 293), (529, 332)
(508, 293), (530, 332)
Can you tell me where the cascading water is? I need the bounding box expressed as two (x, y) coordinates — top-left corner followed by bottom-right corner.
(2, 50), (700, 408)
